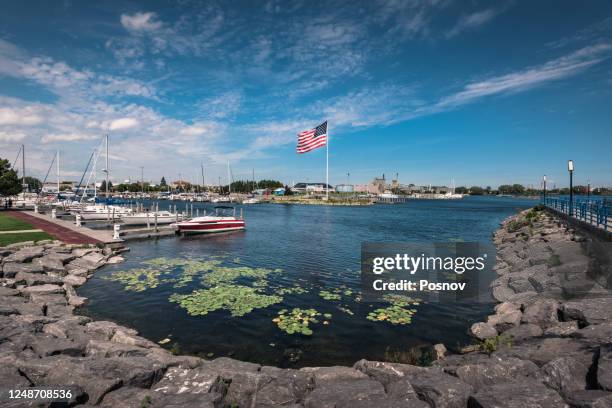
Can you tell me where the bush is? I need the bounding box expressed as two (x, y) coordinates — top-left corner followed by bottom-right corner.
(480, 335), (512, 355)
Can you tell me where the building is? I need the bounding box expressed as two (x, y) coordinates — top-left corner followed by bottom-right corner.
(292, 182), (333, 194)
(335, 184), (354, 193)
(273, 187), (285, 196)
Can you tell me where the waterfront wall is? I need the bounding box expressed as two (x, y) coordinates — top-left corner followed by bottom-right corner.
(0, 208), (611, 407)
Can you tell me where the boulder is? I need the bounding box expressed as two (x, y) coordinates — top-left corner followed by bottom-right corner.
(565, 390), (612, 408)
(0, 286), (20, 296)
(402, 369), (472, 408)
(64, 284), (87, 307)
(562, 298), (612, 325)
(502, 323), (543, 342)
(2, 262), (44, 278)
(497, 337), (596, 367)
(33, 255), (66, 274)
(521, 299), (559, 327)
(353, 359), (427, 386)
(451, 355), (540, 390)
(107, 256), (125, 264)
(111, 329), (158, 349)
(3, 246), (45, 263)
(86, 339), (150, 358)
(14, 271), (62, 286)
(487, 310), (522, 332)
(29, 334), (86, 357)
(543, 321), (579, 337)
(85, 321), (138, 340)
(599, 344), (612, 391)
(303, 378), (386, 408)
(541, 355), (592, 396)
(467, 380), (567, 408)
(470, 322), (498, 340)
(20, 284), (64, 296)
(572, 323), (612, 343)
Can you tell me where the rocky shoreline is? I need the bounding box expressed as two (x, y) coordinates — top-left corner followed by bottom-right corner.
(1, 207), (611, 407)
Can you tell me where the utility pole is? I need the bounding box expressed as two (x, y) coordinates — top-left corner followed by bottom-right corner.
(105, 134), (109, 198)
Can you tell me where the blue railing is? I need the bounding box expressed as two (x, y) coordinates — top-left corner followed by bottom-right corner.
(542, 196), (610, 232)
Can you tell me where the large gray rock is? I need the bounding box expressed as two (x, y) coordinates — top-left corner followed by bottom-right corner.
(599, 344), (612, 391)
(14, 271), (62, 286)
(2, 262), (44, 277)
(353, 359), (427, 386)
(85, 320), (138, 340)
(3, 246), (45, 263)
(487, 310), (522, 332)
(468, 380), (567, 407)
(470, 322), (498, 340)
(452, 355), (540, 390)
(564, 390), (612, 408)
(20, 284), (64, 296)
(541, 356), (592, 396)
(497, 337), (596, 367)
(521, 299), (559, 327)
(33, 255), (66, 274)
(303, 378), (386, 408)
(572, 323), (612, 344)
(502, 323), (543, 341)
(563, 298), (612, 325)
(403, 369), (472, 408)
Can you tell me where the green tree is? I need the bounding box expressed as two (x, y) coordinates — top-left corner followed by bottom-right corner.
(0, 158), (22, 196)
(24, 176), (42, 191)
(469, 186), (484, 195)
(160, 177), (167, 187)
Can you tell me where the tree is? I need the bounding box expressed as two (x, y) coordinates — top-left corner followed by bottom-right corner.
(160, 177), (167, 187)
(455, 186), (468, 194)
(99, 180), (114, 193)
(24, 176), (42, 192)
(469, 186), (484, 195)
(0, 158), (22, 196)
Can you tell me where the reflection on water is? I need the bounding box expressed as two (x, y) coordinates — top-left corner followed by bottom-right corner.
(78, 196), (534, 367)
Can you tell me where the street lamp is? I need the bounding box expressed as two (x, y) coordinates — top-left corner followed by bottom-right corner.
(587, 179), (590, 199)
(568, 160), (574, 216)
(543, 175), (547, 203)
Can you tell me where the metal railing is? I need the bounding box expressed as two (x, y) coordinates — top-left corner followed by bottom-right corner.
(542, 196), (610, 232)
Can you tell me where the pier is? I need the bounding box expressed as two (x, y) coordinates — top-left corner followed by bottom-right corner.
(543, 197), (611, 235)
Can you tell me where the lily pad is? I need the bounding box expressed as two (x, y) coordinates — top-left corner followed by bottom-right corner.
(169, 285), (282, 317)
(273, 308), (322, 335)
(103, 268), (165, 292)
(319, 290), (341, 301)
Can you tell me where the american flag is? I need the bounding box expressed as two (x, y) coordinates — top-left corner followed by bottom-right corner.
(296, 121), (327, 154)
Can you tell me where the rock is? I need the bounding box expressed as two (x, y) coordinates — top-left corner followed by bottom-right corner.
(521, 299), (559, 327)
(153, 366), (224, 396)
(2, 262), (44, 278)
(572, 323), (612, 343)
(565, 390), (612, 408)
(111, 329), (158, 348)
(20, 284), (64, 296)
(86, 339), (150, 358)
(497, 337), (596, 367)
(451, 355), (540, 390)
(434, 343), (447, 360)
(542, 355), (593, 396)
(301, 366), (368, 384)
(62, 274), (87, 287)
(3, 246), (45, 263)
(67, 267), (89, 277)
(107, 256), (125, 264)
(470, 322), (498, 340)
(353, 359), (427, 386)
(492, 284), (516, 302)
(507, 277), (534, 293)
(86, 321), (138, 340)
(0, 286), (19, 296)
(487, 310), (522, 332)
(563, 298), (612, 325)
(304, 378), (386, 408)
(64, 283), (87, 307)
(544, 321), (579, 337)
(33, 255), (66, 274)
(494, 302), (520, 315)
(403, 369), (473, 408)
(467, 380), (567, 407)
(29, 334), (86, 357)
(502, 323), (543, 341)
(599, 344), (612, 391)
(14, 271), (62, 286)
(0, 364), (31, 388)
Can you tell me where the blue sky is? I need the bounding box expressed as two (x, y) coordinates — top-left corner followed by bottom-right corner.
(0, 0), (611, 188)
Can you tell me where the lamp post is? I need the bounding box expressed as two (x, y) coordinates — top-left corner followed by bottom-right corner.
(587, 179), (590, 199)
(543, 175), (547, 204)
(568, 160), (574, 216)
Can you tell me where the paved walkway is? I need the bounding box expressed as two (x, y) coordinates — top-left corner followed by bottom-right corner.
(0, 229), (43, 234)
(5, 211), (113, 244)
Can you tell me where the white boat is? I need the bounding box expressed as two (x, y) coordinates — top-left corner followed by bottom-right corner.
(121, 211), (182, 226)
(242, 197), (260, 204)
(211, 196), (232, 203)
(173, 206), (245, 234)
(378, 192), (399, 199)
(78, 205), (133, 220)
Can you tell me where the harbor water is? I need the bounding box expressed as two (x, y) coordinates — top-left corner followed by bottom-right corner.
(78, 196), (535, 367)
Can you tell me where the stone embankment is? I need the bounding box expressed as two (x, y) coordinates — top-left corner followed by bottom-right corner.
(1, 208), (611, 407)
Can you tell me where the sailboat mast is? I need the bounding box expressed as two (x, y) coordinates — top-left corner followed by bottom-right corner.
(21, 144), (26, 196)
(105, 134), (109, 198)
(57, 150), (60, 195)
(201, 163), (205, 192)
(227, 161), (231, 195)
(252, 168), (255, 192)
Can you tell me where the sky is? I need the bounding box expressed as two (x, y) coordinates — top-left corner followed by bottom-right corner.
(0, 0), (611, 189)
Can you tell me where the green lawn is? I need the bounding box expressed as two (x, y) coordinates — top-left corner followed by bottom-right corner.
(0, 232), (54, 246)
(0, 212), (36, 231)
(0, 212), (54, 246)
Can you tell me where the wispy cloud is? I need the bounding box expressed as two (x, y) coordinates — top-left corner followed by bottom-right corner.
(446, 6), (509, 38)
(120, 12), (163, 32)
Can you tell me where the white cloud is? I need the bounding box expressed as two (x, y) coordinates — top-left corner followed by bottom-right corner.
(109, 117), (139, 130)
(446, 7), (506, 38)
(120, 12), (163, 32)
(0, 107), (42, 125)
(0, 130), (26, 142)
(42, 133), (98, 143)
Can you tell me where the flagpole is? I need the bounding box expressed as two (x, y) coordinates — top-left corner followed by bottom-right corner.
(326, 121), (329, 200)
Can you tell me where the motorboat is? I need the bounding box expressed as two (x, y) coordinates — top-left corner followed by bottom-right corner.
(121, 211), (183, 226)
(173, 206), (245, 234)
(211, 196), (232, 203)
(242, 197), (260, 204)
(77, 205), (133, 220)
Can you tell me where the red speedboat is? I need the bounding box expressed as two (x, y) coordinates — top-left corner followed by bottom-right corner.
(173, 206), (245, 234)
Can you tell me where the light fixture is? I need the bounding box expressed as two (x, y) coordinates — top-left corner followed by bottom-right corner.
(568, 160), (574, 172)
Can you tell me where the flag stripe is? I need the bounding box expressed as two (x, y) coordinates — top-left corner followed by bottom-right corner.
(296, 121), (327, 154)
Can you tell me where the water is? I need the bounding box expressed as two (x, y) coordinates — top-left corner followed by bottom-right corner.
(78, 196), (535, 367)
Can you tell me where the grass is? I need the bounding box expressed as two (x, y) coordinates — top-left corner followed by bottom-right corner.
(0, 212), (35, 231)
(0, 212), (53, 246)
(0, 232), (53, 246)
